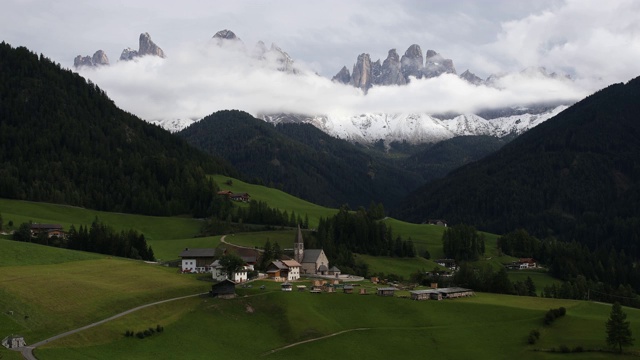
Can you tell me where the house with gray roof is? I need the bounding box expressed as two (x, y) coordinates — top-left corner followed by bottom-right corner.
(180, 248), (216, 273)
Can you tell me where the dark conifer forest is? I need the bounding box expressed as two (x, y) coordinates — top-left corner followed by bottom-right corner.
(0, 42), (236, 217)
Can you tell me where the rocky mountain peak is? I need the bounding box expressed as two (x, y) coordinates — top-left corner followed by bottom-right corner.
(401, 44), (424, 80)
(213, 29), (239, 41)
(460, 70), (484, 85)
(332, 66), (351, 84)
(138, 32), (165, 58)
(252, 40), (267, 59)
(351, 53), (372, 92)
(74, 50), (110, 68)
(377, 49), (405, 86)
(119, 47), (138, 61)
(424, 50), (456, 78)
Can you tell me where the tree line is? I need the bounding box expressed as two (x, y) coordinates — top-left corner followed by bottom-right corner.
(12, 219), (154, 261)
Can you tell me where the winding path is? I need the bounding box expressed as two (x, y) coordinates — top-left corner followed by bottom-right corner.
(12, 292), (206, 360)
(261, 328), (371, 356)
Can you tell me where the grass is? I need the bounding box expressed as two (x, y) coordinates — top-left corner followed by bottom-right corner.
(0, 242), (208, 344)
(0, 239), (102, 266)
(221, 230), (301, 250)
(33, 285), (640, 359)
(211, 175), (338, 228)
(508, 269), (563, 295)
(0, 198), (203, 241)
(355, 254), (436, 279)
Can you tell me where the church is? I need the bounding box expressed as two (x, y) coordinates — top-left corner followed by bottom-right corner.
(294, 226), (330, 275)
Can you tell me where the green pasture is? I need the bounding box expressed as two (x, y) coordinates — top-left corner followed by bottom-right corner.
(211, 175), (338, 228)
(222, 230), (300, 250)
(0, 198), (203, 241)
(0, 242), (207, 344)
(150, 236), (220, 262)
(355, 254), (437, 279)
(508, 269), (562, 295)
(34, 283), (640, 359)
(0, 239), (101, 266)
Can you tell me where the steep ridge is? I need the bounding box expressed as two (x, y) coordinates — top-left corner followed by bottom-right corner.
(0, 42), (235, 217)
(177, 110), (423, 209)
(397, 76), (640, 257)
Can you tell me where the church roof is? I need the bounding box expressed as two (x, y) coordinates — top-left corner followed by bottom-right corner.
(329, 266), (341, 272)
(318, 264), (328, 272)
(302, 249), (325, 263)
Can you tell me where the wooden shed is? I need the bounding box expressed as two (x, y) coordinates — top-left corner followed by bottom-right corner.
(376, 287), (397, 297)
(211, 279), (236, 299)
(343, 285), (354, 294)
(281, 282), (293, 292)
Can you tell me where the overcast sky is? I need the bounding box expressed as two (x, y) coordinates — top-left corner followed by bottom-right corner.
(3, 0), (640, 121)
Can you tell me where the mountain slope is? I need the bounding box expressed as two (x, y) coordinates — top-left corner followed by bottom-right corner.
(178, 110), (423, 209)
(0, 42), (236, 216)
(397, 76), (640, 256)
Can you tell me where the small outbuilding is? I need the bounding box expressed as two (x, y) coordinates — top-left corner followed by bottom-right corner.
(211, 279), (237, 299)
(2, 335), (26, 349)
(376, 287), (397, 297)
(343, 285), (354, 294)
(281, 282), (293, 292)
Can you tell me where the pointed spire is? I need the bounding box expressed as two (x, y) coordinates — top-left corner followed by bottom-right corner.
(296, 225), (303, 244)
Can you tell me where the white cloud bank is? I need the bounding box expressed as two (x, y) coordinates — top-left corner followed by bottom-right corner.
(79, 41), (588, 122)
(73, 0), (640, 122)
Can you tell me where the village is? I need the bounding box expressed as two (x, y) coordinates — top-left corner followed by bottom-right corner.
(178, 226), (481, 302)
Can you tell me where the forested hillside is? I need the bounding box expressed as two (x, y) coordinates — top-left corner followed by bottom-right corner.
(398, 76), (640, 257)
(178, 110), (423, 209)
(400, 135), (510, 183)
(0, 42), (236, 216)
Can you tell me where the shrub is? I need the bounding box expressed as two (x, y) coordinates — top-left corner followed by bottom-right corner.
(143, 329), (152, 337)
(573, 346), (584, 353)
(136, 331), (145, 339)
(156, 324), (164, 333)
(559, 345), (570, 353)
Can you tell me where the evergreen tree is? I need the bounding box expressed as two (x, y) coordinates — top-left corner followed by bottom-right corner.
(606, 302), (634, 353)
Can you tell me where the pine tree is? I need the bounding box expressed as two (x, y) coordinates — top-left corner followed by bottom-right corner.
(606, 301), (634, 353)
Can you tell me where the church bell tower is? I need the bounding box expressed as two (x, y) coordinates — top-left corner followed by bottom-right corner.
(294, 225), (304, 263)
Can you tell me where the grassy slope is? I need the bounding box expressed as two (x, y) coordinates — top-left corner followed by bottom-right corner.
(35, 282), (640, 359)
(211, 175), (338, 228)
(0, 241), (208, 344)
(0, 198), (202, 241)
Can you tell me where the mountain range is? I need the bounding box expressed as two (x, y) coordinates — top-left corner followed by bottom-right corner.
(72, 30), (575, 147)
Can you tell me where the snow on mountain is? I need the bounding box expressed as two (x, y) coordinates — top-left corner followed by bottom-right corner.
(259, 105), (568, 145)
(150, 118), (197, 132)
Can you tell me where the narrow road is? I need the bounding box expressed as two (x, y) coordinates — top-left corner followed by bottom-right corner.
(220, 235), (264, 252)
(12, 292), (206, 360)
(261, 328), (371, 356)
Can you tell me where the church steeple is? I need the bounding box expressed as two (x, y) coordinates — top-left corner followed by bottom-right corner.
(294, 225), (304, 263)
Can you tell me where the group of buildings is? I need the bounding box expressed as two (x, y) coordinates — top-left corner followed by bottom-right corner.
(179, 226), (335, 283)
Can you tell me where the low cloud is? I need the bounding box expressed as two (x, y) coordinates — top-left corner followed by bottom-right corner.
(79, 41), (589, 122)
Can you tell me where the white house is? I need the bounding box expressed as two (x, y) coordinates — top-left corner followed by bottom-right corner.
(211, 260), (249, 283)
(2, 335), (26, 349)
(180, 248), (216, 273)
(281, 259), (301, 281)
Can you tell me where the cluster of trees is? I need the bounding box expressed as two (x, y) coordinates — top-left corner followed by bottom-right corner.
(233, 200), (309, 229)
(311, 206), (415, 270)
(257, 240), (282, 271)
(13, 219), (154, 261)
(0, 42), (235, 218)
(498, 229), (640, 301)
(441, 224), (485, 261)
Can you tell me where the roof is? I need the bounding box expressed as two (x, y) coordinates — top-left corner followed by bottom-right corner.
(241, 256), (257, 263)
(179, 248), (217, 258)
(282, 259), (301, 268)
(329, 266), (341, 272)
(317, 264), (328, 272)
(269, 260), (288, 270)
(377, 287), (397, 291)
(302, 249), (325, 263)
(409, 287), (472, 295)
(295, 225), (304, 244)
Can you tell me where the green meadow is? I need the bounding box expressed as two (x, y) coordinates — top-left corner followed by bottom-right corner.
(32, 281), (640, 359)
(211, 175), (338, 228)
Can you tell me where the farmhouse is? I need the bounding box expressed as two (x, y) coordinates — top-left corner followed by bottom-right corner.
(217, 190), (251, 202)
(293, 226), (330, 275)
(435, 258), (457, 270)
(211, 279), (236, 299)
(210, 259), (249, 283)
(425, 219), (447, 227)
(266, 259), (301, 281)
(505, 258), (537, 270)
(180, 248), (217, 273)
(29, 223), (66, 239)
(409, 287), (475, 301)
